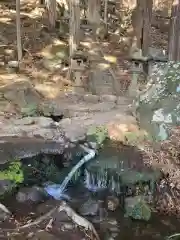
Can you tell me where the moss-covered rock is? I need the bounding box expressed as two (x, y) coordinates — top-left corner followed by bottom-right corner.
(87, 125), (108, 147)
(136, 61), (180, 141)
(84, 141), (161, 195)
(0, 161), (24, 198)
(0, 161), (24, 184)
(20, 103), (40, 117)
(125, 196), (151, 221)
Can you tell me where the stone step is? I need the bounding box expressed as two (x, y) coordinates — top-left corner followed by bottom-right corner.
(91, 86), (115, 95)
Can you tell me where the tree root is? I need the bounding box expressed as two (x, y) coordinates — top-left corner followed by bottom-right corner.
(0, 207), (57, 234)
(0, 203), (11, 215)
(58, 201), (100, 240)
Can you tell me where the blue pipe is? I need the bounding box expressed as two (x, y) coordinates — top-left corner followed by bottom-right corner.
(44, 145), (96, 200)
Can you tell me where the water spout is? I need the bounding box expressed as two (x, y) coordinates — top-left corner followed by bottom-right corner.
(44, 145), (96, 200)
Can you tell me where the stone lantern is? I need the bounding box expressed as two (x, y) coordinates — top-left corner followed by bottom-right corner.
(71, 51), (89, 93)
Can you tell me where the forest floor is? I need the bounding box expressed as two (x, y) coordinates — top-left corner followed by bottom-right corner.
(0, 0), (169, 98)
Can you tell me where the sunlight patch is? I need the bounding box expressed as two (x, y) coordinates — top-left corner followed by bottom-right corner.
(103, 55), (117, 63)
(98, 63), (110, 70)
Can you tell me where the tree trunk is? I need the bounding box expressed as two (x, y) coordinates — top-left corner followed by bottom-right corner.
(16, 0), (22, 62)
(131, 0), (152, 56)
(45, 0), (57, 30)
(69, 0), (80, 57)
(87, 0), (101, 24)
(168, 0), (180, 61)
(142, 0), (152, 56)
(131, 1), (144, 51)
(104, 0), (108, 24)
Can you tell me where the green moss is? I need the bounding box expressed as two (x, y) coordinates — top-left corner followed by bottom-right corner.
(87, 125), (108, 146)
(125, 196), (151, 221)
(21, 103), (39, 117)
(0, 161), (24, 184)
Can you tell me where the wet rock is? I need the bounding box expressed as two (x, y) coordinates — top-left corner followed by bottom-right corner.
(105, 219), (119, 237)
(109, 226), (119, 233)
(79, 199), (99, 216)
(32, 230), (59, 240)
(111, 232), (118, 238)
(0, 137), (66, 164)
(26, 232), (35, 239)
(61, 222), (75, 231)
(0, 179), (14, 197)
(87, 141), (99, 150)
(92, 211), (108, 223)
(16, 186), (48, 203)
(107, 219), (118, 226)
(107, 196), (119, 211)
(92, 200), (108, 223)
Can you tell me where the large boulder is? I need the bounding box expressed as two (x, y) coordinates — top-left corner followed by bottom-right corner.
(136, 61), (180, 141)
(0, 137), (66, 164)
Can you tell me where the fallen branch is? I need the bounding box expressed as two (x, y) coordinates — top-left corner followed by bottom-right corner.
(0, 201), (100, 240)
(0, 203), (11, 215)
(166, 233), (180, 240)
(0, 207), (57, 234)
(0, 200), (100, 240)
(58, 201), (100, 240)
(16, 207), (57, 230)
